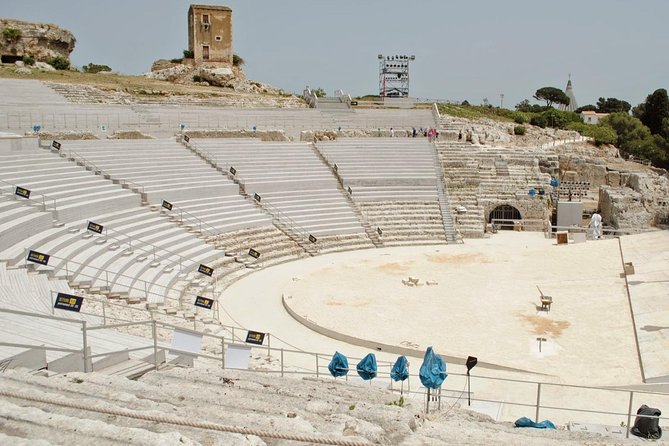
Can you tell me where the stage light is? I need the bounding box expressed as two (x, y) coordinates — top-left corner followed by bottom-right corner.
(378, 54), (383, 59)
(466, 356), (477, 406)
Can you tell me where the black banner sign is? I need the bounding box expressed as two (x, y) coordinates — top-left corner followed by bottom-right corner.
(162, 200), (173, 211)
(229, 166), (237, 175)
(52, 140), (62, 150)
(27, 250), (49, 265)
(309, 234), (317, 243)
(350, 101), (358, 106)
(54, 292), (83, 312)
(184, 135), (190, 143)
(15, 186), (31, 199)
(377, 227), (383, 236)
(245, 330), (265, 345)
(248, 248), (260, 259)
(333, 163), (338, 172)
(87, 221), (103, 234)
(194, 296), (214, 309)
(254, 193), (261, 202)
(347, 186), (352, 195)
(198, 264), (214, 277)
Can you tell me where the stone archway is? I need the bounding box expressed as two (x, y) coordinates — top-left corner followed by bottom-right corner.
(489, 204), (522, 230)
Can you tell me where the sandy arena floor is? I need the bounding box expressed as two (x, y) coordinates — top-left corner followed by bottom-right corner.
(279, 232), (641, 387)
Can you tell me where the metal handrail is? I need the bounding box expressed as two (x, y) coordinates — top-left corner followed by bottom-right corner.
(161, 201), (221, 239)
(0, 178), (58, 212)
(26, 251), (193, 306)
(2, 306), (669, 437)
(258, 197), (310, 243)
(50, 291), (247, 343)
(88, 224), (198, 271)
(66, 149), (145, 194)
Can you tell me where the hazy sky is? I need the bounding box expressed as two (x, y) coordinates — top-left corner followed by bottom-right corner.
(2, 0), (667, 108)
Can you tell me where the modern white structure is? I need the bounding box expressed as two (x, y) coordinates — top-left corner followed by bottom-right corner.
(560, 76), (578, 112)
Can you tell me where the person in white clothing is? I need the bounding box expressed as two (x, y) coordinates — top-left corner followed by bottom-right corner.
(590, 211), (602, 239)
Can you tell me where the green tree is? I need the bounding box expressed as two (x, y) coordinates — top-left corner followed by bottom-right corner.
(312, 87), (326, 98)
(596, 97), (631, 113)
(515, 99), (546, 113)
(533, 87), (570, 108)
(530, 109), (581, 129)
(575, 104), (597, 113)
(603, 113), (651, 148)
(638, 88), (669, 135)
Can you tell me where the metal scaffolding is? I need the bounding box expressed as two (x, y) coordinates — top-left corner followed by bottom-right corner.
(378, 54), (415, 98)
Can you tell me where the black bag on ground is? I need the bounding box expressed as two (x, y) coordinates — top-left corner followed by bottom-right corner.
(631, 404), (662, 439)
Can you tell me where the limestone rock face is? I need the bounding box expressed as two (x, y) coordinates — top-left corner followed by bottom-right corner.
(0, 18), (75, 61)
(145, 64), (192, 82)
(146, 59), (288, 95)
(598, 172), (669, 228)
(599, 186), (652, 228)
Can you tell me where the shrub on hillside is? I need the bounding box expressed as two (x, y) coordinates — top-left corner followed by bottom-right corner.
(82, 62), (112, 73)
(531, 109), (582, 129)
(22, 55), (35, 66)
(192, 74), (203, 82)
(512, 112), (529, 124)
(2, 28), (22, 41)
(514, 125), (526, 135)
(232, 54), (245, 66)
(183, 49), (194, 59)
(48, 56), (70, 70)
(566, 122), (618, 146)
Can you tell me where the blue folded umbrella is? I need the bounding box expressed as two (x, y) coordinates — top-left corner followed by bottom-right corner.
(356, 353), (377, 381)
(391, 355), (409, 382)
(419, 346), (447, 389)
(328, 351), (349, 377)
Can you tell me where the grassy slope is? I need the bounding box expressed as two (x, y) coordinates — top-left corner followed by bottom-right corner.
(0, 65), (282, 100)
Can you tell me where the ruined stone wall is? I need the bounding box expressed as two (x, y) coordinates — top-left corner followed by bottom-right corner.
(598, 171), (669, 228)
(0, 18), (75, 61)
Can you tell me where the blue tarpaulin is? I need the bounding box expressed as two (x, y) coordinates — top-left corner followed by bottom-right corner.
(328, 351), (349, 377)
(356, 353), (377, 381)
(419, 346), (447, 389)
(514, 417), (556, 429)
(391, 355), (409, 382)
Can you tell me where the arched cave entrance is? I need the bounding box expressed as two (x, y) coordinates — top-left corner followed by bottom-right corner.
(489, 205), (522, 230)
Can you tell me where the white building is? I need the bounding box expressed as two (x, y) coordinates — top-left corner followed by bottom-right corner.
(580, 110), (609, 125)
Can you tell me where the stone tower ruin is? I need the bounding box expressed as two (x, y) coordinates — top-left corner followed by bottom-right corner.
(187, 4), (232, 65)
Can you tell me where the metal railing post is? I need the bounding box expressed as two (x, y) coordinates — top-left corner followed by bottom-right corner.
(535, 382), (542, 422)
(280, 348), (284, 377)
(626, 391), (634, 438)
(221, 337), (225, 369)
(82, 321), (89, 372)
(102, 301), (106, 325)
(152, 320), (158, 371)
(267, 333), (270, 357)
(316, 355), (319, 377)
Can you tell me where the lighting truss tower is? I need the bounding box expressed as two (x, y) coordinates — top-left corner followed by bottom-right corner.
(378, 54), (415, 98)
